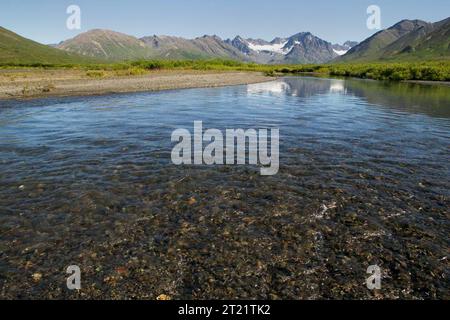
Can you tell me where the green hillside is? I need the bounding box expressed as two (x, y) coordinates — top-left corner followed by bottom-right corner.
(57, 29), (155, 61)
(0, 26), (97, 65)
(338, 18), (450, 62)
(394, 18), (450, 60)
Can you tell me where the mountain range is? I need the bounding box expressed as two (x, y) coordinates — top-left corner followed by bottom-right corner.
(0, 17), (448, 65)
(55, 30), (356, 64)
(225, 33), (355, 64)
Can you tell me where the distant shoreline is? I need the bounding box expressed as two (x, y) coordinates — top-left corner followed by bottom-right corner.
(403, 80), (450, 86)
(1, 68), (449, 101)
(0, 70), (273, 100)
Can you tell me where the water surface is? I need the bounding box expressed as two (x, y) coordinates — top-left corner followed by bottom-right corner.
(0, 77), (449, 299)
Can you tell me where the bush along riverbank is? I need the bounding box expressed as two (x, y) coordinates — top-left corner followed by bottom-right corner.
(1, 59), (450, 82)
(274, 61), (450, 82)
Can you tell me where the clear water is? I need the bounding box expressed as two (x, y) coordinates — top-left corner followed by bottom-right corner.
(0, 77), (449, 299)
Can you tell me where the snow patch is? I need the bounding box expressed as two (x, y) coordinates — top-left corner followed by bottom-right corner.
(333, 49), (349, 56)
(247, 41), (289, 55)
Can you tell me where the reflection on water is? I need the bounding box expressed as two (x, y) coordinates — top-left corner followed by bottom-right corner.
(246, 81), (291, 95)
(0, 77), (449, 299)
(248, 76), (450, 118)
(328, 80), (347, 94)
(345, 79), (450, 118)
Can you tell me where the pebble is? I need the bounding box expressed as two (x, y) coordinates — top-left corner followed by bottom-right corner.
(32, 273), (42, 282)
(187, 197), (197, 205)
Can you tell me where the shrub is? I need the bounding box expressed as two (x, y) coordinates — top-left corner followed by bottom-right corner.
(114, 67), (146, 76)
(86, 70), (106, 78)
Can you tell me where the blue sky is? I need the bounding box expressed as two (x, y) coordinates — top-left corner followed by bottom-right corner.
(1, 0), (449, 44)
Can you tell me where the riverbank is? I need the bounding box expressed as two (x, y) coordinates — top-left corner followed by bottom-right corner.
(404, 80), (450, 86)
(0, 69), (273, 100)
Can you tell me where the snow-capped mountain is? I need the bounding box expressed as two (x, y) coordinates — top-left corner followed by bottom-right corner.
(332, 41), (359, 56)
(57, 28), (357, 64)
(246, 38), (289, 54)
(226, 33), (357, 64)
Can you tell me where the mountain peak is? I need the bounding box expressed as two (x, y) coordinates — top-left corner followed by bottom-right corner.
(57, 29), (152, 60)
(198, 34), (222, 40)
(82, 29), (127, 36)
(343, 40), (358, 48)
(270, 37), (287, 44)
(388, 19), (430, 36)
(332, 41), (358, 56)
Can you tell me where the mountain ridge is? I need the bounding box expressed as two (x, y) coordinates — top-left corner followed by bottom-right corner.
(57, 29), (357, 64)
(1, 16), (447, 66)
(57, 29), (155, 61)
(339, 18), (450, 61)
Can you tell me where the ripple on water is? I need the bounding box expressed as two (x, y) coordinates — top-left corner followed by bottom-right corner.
(0, 77), (449, 299)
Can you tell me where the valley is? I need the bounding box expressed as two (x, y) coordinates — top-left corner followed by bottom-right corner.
(0, 2), (449, 301)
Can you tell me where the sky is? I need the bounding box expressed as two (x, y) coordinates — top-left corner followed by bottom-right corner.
(1, 0), (449, 45)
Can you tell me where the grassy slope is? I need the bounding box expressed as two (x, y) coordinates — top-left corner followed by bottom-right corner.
(339, 18), (450, 63)
(338, 30), (399, 62)
(57, 29), (155, 61)
(394, 18), (450, 61)
(0, 27), (97, 65)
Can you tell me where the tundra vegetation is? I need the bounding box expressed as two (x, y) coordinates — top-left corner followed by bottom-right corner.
(1, 59), (449, 82)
